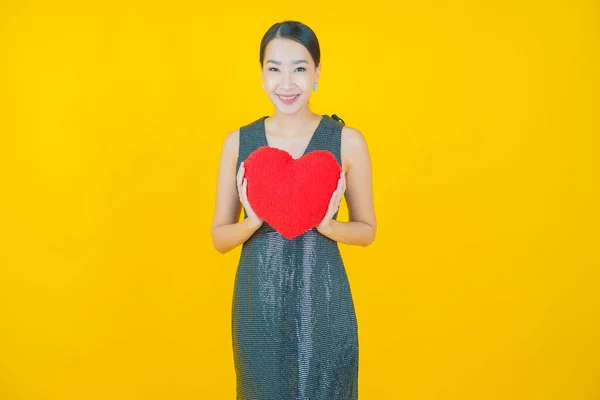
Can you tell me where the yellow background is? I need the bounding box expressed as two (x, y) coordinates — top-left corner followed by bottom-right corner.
(1, 1), (599, 399)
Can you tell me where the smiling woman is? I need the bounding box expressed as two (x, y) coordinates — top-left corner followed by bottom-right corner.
(210, 20), (376, 400)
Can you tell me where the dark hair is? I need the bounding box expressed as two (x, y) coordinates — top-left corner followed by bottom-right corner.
(259, 20), (321, 67)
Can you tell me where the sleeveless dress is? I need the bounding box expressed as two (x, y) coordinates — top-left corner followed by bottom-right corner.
(232, 114), (359, 400)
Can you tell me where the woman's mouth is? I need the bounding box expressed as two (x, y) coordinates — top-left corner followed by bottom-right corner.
(277, 94), (299, 104)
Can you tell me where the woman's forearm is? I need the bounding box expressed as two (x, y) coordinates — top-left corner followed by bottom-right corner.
(211, 218), (262, 254)
(318, 219), (376, 246)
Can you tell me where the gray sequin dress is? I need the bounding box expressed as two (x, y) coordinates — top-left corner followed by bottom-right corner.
(232, 114), (359, 400)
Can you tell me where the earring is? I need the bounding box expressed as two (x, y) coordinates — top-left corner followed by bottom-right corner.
(262, 83), (264, 89)
(313, 82), (318, 91)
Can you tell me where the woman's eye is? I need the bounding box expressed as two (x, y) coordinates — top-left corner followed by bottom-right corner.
(268, 67), (305, 72)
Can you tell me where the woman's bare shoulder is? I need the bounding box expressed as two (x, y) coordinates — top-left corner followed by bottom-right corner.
(341, 125), (367, 145)
(220, 128), (240, 157)
(341, 125), (370, 158)
(222, 115), (265, 151)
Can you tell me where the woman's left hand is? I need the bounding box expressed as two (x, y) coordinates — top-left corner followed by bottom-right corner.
(316, 171), (346, 234)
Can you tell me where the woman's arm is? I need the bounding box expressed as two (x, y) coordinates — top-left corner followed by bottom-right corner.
(316, 126), (377, 246)
(211, 130), (263, 254)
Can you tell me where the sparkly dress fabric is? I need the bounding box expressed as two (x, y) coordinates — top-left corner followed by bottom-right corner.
(232, 115), (359, 400)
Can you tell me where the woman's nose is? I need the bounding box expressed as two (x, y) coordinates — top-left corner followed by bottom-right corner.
(281, 73), (294, 89)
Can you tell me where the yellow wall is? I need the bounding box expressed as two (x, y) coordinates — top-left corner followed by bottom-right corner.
(1, 1), (599, 399)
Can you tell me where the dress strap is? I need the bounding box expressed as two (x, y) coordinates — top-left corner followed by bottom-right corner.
(331, 114), (345, 126)
(309, 114), (344, 167)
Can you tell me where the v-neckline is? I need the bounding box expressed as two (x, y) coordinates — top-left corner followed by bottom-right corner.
(261, 115), (326, 159)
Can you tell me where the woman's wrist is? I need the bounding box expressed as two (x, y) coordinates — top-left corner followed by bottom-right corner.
(245, 216), (263, 231)
(316, 219), (334, 236)
(317, 219), (376, 246)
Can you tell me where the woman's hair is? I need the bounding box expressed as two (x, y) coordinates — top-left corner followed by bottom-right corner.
(259, 20), (321, 67)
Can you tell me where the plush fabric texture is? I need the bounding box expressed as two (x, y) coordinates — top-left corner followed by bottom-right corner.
(243, 145), (342, 239)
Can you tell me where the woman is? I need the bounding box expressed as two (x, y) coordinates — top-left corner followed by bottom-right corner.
(211, 20), (376, 400)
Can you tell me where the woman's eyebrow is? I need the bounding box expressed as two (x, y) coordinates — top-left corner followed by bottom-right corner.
(266, 59), (308, 65)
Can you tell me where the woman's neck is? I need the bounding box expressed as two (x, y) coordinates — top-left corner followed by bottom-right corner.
(268, 107), (321, 135)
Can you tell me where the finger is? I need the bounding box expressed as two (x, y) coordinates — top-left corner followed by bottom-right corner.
(333, 193), (341, 211)
(242, 179), (257, 215)
(237, 165), (243, 189)
(322, 201), (334, 222)
(329, 189), (338, 211)
(239, 177), (245, 195)
(336, 186), (344, 205)
(242, 181), (251, 210)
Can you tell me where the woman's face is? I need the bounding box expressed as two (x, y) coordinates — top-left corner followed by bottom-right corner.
(261, 37), (320, 115)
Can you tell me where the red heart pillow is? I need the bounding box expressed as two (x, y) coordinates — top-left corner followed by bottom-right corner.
(243, 146), (342, 239)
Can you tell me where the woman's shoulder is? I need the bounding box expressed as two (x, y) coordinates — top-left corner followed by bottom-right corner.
(341, 123), (367, 148)
(219, 129), (240, 162)
(220, 115), (267, 156)
(340, 122), (370, 166)
(222, 128), (240, 146)
(325, 113), (364, 140)
(223, 115), (265, 142)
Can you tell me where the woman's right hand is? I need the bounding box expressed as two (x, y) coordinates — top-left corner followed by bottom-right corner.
(237, 162), (263, 229)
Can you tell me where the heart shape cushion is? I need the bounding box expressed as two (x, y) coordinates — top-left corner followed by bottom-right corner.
(243, 146), (342, 239)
